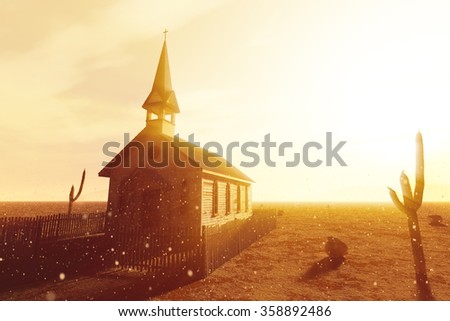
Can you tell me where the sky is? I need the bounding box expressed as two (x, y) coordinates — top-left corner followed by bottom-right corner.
(2, 0), (450, 202)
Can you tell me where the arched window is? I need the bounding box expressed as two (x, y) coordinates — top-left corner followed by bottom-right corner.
(212, 180), (219, 216)
(245, 185), (249, 212)
(202, 179), (214, 217)
(226, 183), (231, 215)
(237, 185), (241, 213)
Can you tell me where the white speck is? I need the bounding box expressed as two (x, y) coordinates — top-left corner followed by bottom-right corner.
(46, 291), (56, 301)
(122, 251), (125, 255)
(187, 270), (194, 277)
(168, 247), (172, 252)
(373, 281), (377, 286)
(0, 257), (3, 262)
(145, 243), (149, 248)
(195, 206), (199, 210)
(59, 273), (65, 281)
(115, 260), (120, 266)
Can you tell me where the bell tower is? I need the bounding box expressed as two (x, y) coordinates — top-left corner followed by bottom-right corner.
(142, 30), (180, 137)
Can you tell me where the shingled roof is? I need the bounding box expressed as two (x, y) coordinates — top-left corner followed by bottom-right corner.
(99, 128), (253, 183)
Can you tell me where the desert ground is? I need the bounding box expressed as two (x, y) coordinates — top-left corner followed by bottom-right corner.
(1, 202), (449, 301)
(154, 203), (450, 301)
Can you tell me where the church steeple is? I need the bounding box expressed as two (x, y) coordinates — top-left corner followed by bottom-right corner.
(142, 30), (179, 137)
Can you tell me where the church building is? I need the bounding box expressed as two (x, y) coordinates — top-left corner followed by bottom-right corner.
(99, 35), (253, 230)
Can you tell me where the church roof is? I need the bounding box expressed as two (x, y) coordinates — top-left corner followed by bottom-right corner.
(98, 129), (253, 183)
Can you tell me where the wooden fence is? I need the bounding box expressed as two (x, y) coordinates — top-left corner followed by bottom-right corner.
(113, 225), (203, 280)
(0, 212), (106, 245)
(0, 212), (108, 288)
(202, 209), (277, 275)
(113, 209), (277, 281)
(1, 209), (276, 292)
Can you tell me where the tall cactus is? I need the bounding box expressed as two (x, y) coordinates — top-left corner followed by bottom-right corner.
(388, 132), (434, 300)
(68, 169), (86, 215)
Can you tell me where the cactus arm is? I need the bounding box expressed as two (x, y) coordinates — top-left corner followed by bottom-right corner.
(73, 169), (86, 201)
(69, 185), (74, 200)
(400, 171), (413, 201)
(68, 169), (86, 215)
(414, 132), (424, 206)
(68, 185), (74, 215)
(388, 187), (407, 213)
(400, 171), (419, 211)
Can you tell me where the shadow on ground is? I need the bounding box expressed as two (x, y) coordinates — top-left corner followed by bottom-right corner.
(299, 256), (346, 281)
(0, 269), (194, 301)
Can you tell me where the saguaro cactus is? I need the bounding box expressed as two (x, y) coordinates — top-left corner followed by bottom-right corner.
(68, 169), (86, 215)
(388, 132), (434, 300)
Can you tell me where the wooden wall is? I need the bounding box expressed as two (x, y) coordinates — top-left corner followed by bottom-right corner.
(107, 167), (202, 232)
(201, 178), (252, 227)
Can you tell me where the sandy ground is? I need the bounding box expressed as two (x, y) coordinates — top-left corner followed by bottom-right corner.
(2, 203), (449, 301)
(154, 203), (450, 301)
(0, 269), (159, 301)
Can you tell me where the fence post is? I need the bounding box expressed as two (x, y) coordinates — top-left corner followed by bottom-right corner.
(55, 214), (61, 241)
(34, 216), (42, 260)
(200, 226), (208, 278)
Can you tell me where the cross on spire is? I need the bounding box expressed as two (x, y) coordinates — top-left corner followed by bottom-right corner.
(163, 29), (168, 41)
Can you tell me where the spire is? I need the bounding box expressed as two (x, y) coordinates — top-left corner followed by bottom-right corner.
(142, 31), (180, 114)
